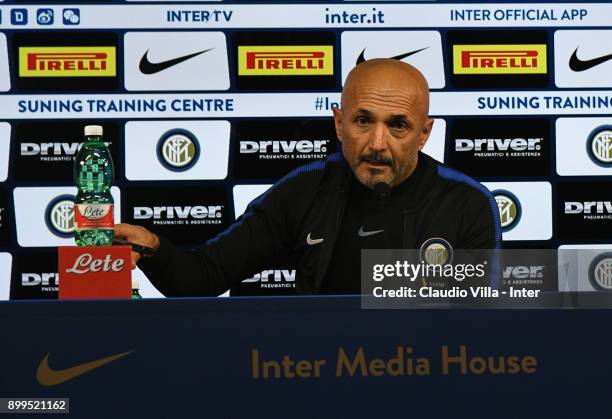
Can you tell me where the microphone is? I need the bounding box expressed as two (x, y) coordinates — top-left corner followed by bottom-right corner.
(373, 182), (390, 203)
(373, 182), (391, 249)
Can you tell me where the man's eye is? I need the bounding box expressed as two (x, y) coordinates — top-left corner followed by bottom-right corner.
(355, 117), (370, 126)
(390, 121), (407, 130)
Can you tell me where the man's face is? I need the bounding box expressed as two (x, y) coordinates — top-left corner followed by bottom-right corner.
(333, 81), (433, 189)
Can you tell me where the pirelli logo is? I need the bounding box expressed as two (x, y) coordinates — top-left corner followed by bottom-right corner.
(238, 45), (333, 76)
(453, 44), (547, 74)
(19, 47), (117, 77)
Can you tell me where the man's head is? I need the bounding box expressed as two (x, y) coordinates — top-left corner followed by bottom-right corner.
(333, 59), (434, 189)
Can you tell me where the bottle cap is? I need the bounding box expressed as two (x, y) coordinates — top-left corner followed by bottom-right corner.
(84, 125), (103, 137)
(131, 276), (139, 290)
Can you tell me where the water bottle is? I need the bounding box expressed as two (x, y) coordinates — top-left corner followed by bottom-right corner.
(131, 277), (142, 299)
(73, 125), (115, 246)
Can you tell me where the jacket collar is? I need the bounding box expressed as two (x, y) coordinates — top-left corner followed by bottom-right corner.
(311, 151), (439, 292)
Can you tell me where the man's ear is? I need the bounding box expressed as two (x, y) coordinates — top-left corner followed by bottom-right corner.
(418, 117), (434, 150)
(332, 107), (343, 143)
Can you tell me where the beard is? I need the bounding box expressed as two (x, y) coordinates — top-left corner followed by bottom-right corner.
(357, 152), (394, 188)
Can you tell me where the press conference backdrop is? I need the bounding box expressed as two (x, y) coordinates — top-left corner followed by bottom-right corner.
(0, 1), (611, 300)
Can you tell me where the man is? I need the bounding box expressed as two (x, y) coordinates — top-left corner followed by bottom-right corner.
(116, 59), (501, 295)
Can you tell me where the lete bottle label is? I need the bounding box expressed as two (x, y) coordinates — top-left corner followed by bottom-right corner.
(74, 204), (114, 230)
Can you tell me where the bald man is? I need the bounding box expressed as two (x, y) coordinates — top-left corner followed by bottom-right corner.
(116, 59), (501, 296)
(336, 59), (432, 190)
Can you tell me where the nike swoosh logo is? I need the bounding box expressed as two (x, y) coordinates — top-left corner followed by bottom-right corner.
(36, 350), (134, 386)
(569, 48), (612, 72)
(356, 47), (428, 65)
(306, 233), (324, 245)
(139, 48), (213, 75)
(358, 226), (384, 237)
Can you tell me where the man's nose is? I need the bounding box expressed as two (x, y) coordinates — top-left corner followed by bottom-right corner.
(368, 123), (388, 151)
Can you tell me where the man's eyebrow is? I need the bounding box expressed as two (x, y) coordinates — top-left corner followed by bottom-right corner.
(386, 114), (411, 125)
(354, 108), (373, 116)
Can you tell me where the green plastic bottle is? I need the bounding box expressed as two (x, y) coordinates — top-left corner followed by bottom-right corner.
(131, 277), (142, 299)
(73, 125), (115, 246)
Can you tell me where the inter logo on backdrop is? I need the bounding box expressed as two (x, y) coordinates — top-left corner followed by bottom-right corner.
(45, 194), (75, 238)
(493, 190), (521, 232)
(124, 120), (229, 181)
(587, 126), (612, 167)
(157, 129), (200, 172)
(588, 253), (612, 291)
(14, 187), (120, 248)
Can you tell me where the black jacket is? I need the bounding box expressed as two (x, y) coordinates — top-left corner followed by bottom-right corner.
(139, 152), (501, 296)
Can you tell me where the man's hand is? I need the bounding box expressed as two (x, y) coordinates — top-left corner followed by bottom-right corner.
(114, 223), (160, 269)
